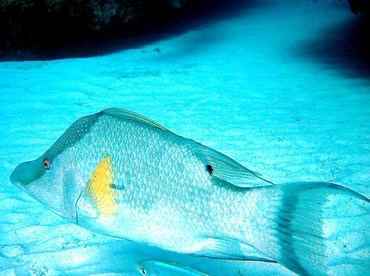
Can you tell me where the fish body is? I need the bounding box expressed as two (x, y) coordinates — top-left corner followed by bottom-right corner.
(136, 259), (208, 276)
(10, 108), (370, 275)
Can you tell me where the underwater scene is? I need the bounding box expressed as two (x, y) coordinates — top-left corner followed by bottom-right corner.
(1, 0), (369, 275)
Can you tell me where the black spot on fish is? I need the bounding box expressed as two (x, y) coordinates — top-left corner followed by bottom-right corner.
(110, 183), (124, 190)
(206, 164), (213, 174)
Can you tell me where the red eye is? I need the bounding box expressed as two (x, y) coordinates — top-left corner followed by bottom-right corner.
(42, 159), (51, 170)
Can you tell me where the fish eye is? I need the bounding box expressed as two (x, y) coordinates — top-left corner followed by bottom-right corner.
(42, 158), (51, 170)
(140, 268), (147, 275)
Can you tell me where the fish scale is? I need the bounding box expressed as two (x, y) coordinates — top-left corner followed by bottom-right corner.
(10, 108), (370, 275)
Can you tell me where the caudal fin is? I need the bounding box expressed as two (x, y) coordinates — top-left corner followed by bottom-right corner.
(261, 182), (370, 275)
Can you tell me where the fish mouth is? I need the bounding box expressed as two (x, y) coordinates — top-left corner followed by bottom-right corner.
(10, 158), (44, 188)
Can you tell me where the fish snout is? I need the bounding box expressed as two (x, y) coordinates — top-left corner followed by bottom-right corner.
(10, 159), (44, 187)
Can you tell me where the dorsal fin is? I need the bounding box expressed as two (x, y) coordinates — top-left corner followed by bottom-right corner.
(77, 155), (118, 217)
(102, 108), (273, 188)
(197, 145), (274, 188)
(101, 108), (170, 132)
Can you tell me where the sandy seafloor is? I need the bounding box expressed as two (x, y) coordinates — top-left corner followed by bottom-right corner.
(0, 0), (369, 275)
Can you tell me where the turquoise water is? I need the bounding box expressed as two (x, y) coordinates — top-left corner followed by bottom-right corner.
(1, 0), (369, 275)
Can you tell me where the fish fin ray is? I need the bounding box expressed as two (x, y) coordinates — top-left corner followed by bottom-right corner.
(101, 108), (170, 132)
(196, 145), (274, 188)
(77, 155), (118, 217)
(193, 237), (276, 262)
(259, 182), (370, 275)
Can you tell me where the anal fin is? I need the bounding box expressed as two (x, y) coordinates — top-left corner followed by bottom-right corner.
(192, 237), (276, 263)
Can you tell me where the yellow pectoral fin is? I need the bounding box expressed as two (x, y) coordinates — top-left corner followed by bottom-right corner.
(80, 155), (118, 216)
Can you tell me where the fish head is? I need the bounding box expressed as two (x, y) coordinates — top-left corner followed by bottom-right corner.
(10, 150), (82, 221)
(10, 113), (100, 221)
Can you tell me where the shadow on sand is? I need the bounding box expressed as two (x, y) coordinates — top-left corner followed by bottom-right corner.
(292, 15), (370, 79)
(0, 0), (255, 61)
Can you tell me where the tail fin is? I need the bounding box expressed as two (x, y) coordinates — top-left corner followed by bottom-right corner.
(260, 182), (370, 275)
